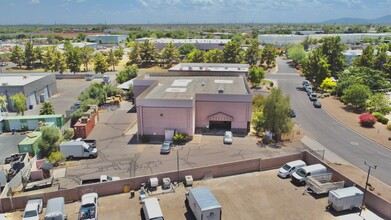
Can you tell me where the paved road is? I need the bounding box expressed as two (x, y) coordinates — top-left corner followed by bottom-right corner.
(266, 58), (391, 185)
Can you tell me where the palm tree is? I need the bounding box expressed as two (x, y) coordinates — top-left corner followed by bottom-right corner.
(39, 102), (55, 115)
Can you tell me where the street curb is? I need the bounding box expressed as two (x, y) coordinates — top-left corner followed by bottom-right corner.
(321, 99), (390, 151)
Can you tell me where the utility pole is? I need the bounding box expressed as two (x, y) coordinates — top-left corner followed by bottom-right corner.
(176, 149), (180, 183)
(359, 161), (377, 216)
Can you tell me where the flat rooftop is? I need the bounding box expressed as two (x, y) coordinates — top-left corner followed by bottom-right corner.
(169, 63), (249, 72)
(142, 76), (248, 100)
(0, 73), (49, 86)
(150, 38), (230, 44)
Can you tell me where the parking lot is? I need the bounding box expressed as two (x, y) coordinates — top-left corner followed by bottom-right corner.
(7, 169), (378, 220)
(56, 101), (307, 189)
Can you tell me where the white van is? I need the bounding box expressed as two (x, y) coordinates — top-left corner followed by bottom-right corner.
(291, 164), (327, 185)
(142, 197), (164, 220)
(278, 160), (307, 178)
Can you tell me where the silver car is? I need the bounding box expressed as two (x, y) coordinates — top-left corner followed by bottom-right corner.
(223, 131), (233, 144)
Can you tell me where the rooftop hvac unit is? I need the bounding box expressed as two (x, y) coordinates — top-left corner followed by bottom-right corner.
(185, 175), (193, 186)
(162, 177), (171, 190)
(149, 177), (158, 188)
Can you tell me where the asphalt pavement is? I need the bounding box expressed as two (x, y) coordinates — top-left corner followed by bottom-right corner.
(266, 58), (391, 185)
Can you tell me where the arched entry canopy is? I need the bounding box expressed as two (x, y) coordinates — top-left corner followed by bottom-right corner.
(208, 112), (233, 130)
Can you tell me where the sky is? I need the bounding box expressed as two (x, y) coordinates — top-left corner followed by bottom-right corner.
(0, 0), (390, 25)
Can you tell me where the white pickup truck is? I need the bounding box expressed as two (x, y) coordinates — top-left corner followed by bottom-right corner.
(22, 199), (43, 220)
(79, 193), (99, 220)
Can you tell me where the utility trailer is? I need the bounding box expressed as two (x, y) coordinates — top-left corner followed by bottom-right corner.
(328, 186), (363, 211)
(186, 187), (222, 220)
(305, 173), (344, 194)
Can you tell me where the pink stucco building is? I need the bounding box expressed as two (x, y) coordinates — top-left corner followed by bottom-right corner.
(134, 63), (252, 137)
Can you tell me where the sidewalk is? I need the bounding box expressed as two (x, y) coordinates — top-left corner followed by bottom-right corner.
(321, 96), (391, 149)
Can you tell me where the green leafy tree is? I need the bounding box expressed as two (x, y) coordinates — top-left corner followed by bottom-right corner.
(65, 46), (82, 73)
(301, 36), (317, 51)
(346, 67), (390, 92)
(24, 41), (35, 69)
(161, 42), (180, 67)
(366, 93), (391, 114)
(179, 44), (196, 55)
(63, 128), (75, 140)
(34, 46), (44, 64)
(0, 95), (7, 111)
(252, 94), (266, 111)
(261, 44), (277, 68)
(128, 42), (142, 65)
(252, 110), (265, 134)
(302, 49), (331, 85)
(114, 45), (124, 60)
(244, 39), (261, 65)
(353, 44), (374, 68)
(39, 102), (55, 115)
(140, 40), (158, 66)
(94, 52), (109, 74)
(78, 82), (107, 105)
(106, 49), (119, 71)
(341, 84), (372, 108)
(287, 44), (307, 65)
(384, 57), (391, 79)
(37, 126), (62, 157)
(184, 49), (205, 63)
(318, 36), (346, 77)
(116, 64), (139, 84)
(204, 49), (223, 63)
(10, 45), (24, 68)
(374, 43), (389, 71)
(10, 93), (27, 115)
(262, 88), (293, 140)
(223, 40), (242, 63)
(54, 49), (67, 74)
(80, 46), (94, 71)
(248, 66), (265, 87)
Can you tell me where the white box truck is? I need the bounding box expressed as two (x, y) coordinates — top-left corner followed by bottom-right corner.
(291, 164), (327, 185)
(44, 197), (67, 220)
(186, 187), (222, 220)
(141, 197), (164, 220)
(328, 186), (364, 211)
(60, 140), (98, 160)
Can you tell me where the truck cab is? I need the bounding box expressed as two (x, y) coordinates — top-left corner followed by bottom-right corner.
(23, 199), (43, 220)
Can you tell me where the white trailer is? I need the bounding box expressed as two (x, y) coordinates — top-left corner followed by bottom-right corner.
(328, 186), (364, 211)
(306, 173), (345, 194)
(186, 187), (222, 220)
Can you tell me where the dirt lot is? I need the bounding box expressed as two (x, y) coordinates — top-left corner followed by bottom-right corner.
(6, 169), (373, 220)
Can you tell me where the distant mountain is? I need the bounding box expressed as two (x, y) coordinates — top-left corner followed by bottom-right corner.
(324, 15), (391, 24)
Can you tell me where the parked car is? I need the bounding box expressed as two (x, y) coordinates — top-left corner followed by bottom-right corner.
(302, 80), (309, 87)
(160, 141), (173, 154)
(278, 160), (306, 178)
(309, 93), (318, 101)
(313, 100), (322, 108)
(289, 109), (296, 118)
(223, 131), (233, 144)
(306, 88), (313, 96)
(23, 199), (43, 220)
(78, 193), (98, 220)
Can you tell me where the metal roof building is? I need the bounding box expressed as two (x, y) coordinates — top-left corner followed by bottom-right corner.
(134, 38), (231, 51)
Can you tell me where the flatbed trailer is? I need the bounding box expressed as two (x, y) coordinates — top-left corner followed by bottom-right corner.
(305, 173), (344, 194)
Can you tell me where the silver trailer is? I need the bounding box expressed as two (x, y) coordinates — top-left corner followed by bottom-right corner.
(186, 187), (222, 220)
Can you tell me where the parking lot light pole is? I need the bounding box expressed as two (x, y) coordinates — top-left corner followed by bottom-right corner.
(359, 161), (377, 216)
(177, 149), (179, 183)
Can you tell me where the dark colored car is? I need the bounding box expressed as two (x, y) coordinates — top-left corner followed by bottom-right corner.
(289, 109), (296, 118)
(313, 100), (322, 108)
(160, 141), (173, 154)
(309, 93), (318, 101)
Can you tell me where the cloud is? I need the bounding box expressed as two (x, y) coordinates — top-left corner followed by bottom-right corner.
(30, 0), (40, 4)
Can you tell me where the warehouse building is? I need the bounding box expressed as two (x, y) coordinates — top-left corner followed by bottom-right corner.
(0, 73), (57, 111)
(134, 38), (231, 51)
(86, 35), (128, 44)
(134, 63), (252, 138)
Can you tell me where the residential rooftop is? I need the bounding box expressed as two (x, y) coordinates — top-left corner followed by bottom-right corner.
(140, 76), (248, 100)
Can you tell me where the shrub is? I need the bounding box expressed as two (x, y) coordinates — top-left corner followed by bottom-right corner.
(63, 128), (74, 140)
(388, 124), (391, 131)
(48, 151), (65, 166)
(372, 112), (389, 125)
(173, 133), (189, 145)
(381, 117), (389, 125)
(359, 113), (377, 127)
(270, 82), (274, 87)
